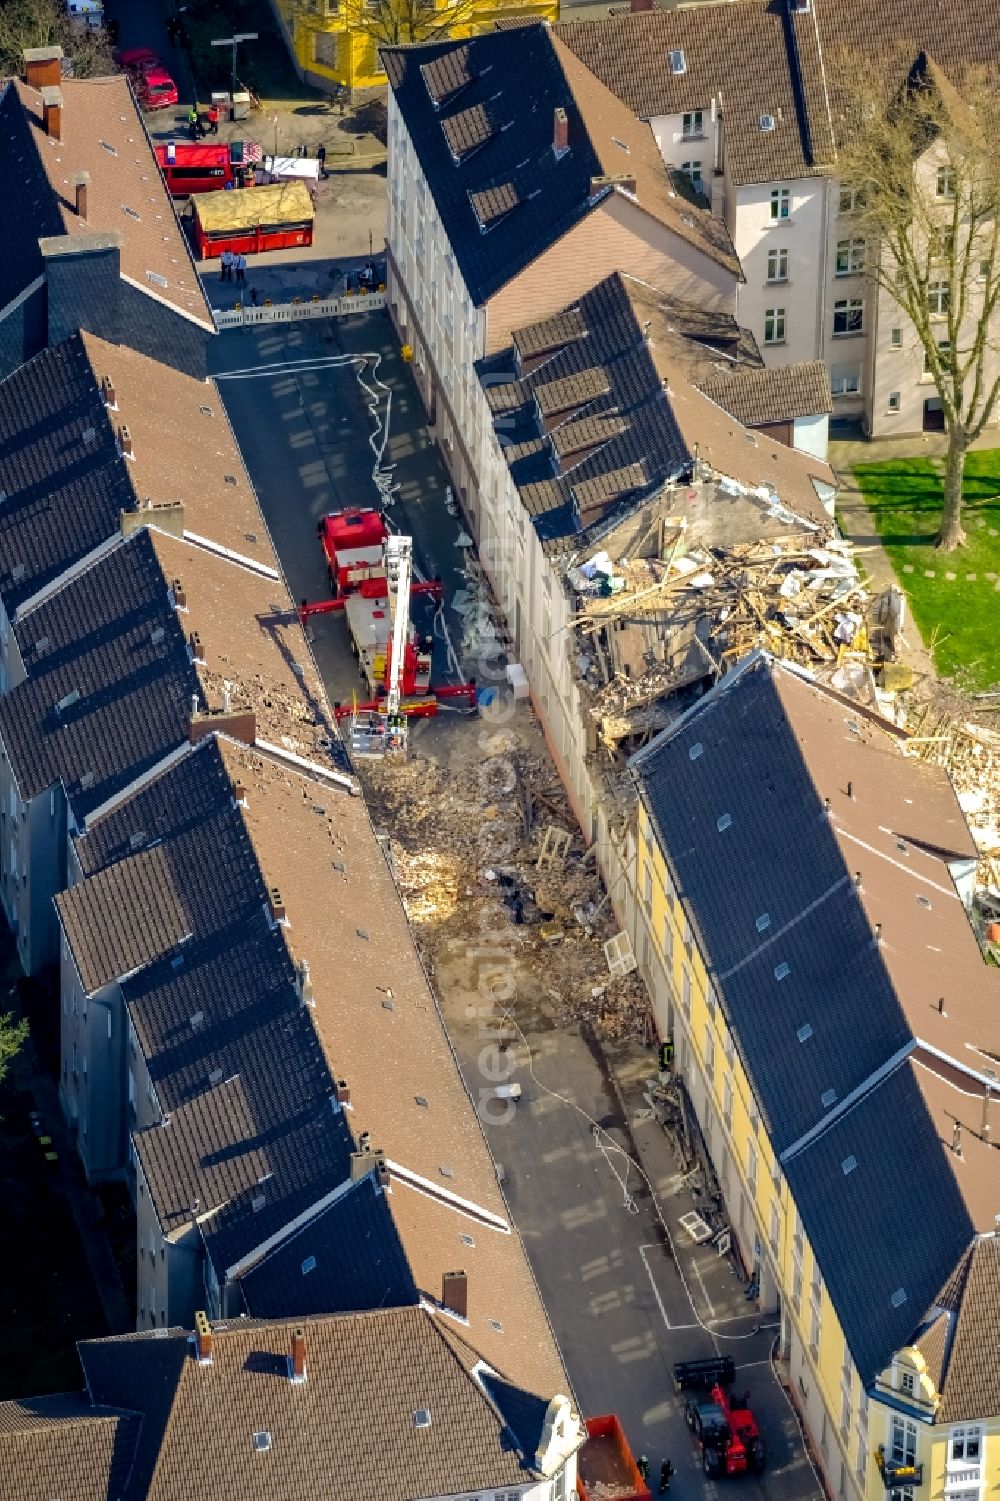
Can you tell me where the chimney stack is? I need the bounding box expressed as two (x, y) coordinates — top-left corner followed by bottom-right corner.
(23, 46), (63, 90)
(335, 1078), (351, 1107)
(268, 887), (286, 925)
(553, 107), (569, 157)
(296, 957), (314, 1007)
(189, 630), (205, 662)
(172, 577), (186, 610)
(41, 86), (63, 143)
(194, 1309), (213, 1364)
(232, 778), (247, 806)
(952, 1120), (962, 1155)
(289, 1328), (307, 1383)
(101, 371), (116, 408)
(442, 1269), (468, 1320)
(118, 424), (133, 459)
(72, 171), (90, 220)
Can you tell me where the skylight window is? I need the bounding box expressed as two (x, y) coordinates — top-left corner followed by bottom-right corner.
(842, 1155), (858, 1175)
(796, 1022), (813, 1042)
(689, 742), (704, 760)
(413, 1409), (432, 1428)
(301, 1255), (317, 1275)
(775, 962), (791, 981)
(253, 1431), (272, 1452)
(669, 48), (686, 74)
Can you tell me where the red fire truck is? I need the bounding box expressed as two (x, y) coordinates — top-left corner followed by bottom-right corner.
(154, 141), (250, 196)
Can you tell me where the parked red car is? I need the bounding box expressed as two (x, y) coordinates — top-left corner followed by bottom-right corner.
(117, 48), (178, 111)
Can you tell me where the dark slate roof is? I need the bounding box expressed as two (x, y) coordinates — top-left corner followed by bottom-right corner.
(56, 842), (192, 992)
(0, 336), (136, 616)
(782, 1059), (973, 1385)
(129, 914), (354, 1276)
(79, 1307), (552, 1501)
(0, 1391), (140, 1501)
(74, 736), (235, 878)
(0, 81), (64, 313)
(240, 1172), (419, 1320)
(632, 657), (913, 1157)
(0, 530), (196, 817)
(383, 25), (736, 306)
(479, 272), (691, 542)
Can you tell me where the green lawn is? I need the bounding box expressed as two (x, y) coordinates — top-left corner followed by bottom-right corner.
(853, 451), (1000, 691)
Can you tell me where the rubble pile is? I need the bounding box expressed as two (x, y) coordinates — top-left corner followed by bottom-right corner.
(907, 702), (1000, 893)
(569, 532), (869, 757)
(360, 739), (650, 1040)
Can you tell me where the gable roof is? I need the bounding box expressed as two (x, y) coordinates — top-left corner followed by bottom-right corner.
(631, 654), (998, 1380)
(0, 528), (196, 816)
(383, 23), (738, 306)
(555, 0), (1000, 187)
(0, 74), (212, 328)
(930, 1235), (1000, 1422)
(698, 360), (832, 427)
(0, 330), (277, 625)
(78, 1306), (567, 1501)
(0, 1392), (140, 1501)
(479, 271), (834, 545)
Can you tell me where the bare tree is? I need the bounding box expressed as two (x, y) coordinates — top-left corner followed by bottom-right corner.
(836, 52), (1000, 551)
(297, 0), (481, 55)
(0, 0), (116, 79)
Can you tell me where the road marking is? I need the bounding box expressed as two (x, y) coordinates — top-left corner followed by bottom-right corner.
(690, 1255), (717, 1320)
(639, 1243), (698, 1332)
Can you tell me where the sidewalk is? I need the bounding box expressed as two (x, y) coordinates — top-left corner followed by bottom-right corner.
(601, 1035), (826, 1501)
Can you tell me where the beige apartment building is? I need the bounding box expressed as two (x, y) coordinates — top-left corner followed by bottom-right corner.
(556, 0), (1000, 437)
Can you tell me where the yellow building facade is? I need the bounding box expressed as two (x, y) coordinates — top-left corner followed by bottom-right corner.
(627, 659), (1000, 1501)
(634, 800), (1000, 1501)
(285, 0), (556, 94)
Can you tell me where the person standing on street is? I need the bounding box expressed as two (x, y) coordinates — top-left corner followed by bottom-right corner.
(220, 248), (232, 283)
(659, 1459), (674, 1493)
(187, 104), (199, 141)
(637, 1456), (650, 1483)
(235, 253), (247, 288)
(207, 102), (220, 135)
(317, 143), (327, 179)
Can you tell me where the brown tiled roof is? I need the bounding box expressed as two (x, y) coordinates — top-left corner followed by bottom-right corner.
(11, 76), (212, 326)
(551, 413), (627, 462)
(80, 1304), (571, 1501)
(55, 842), (191, 992)
(933, 1236), (1000, 1421)
(470, 180), (520, 228)
(420, 45), (475, 107)
(913, 1309), (949, 1392)
(550, 32), (740, 273)
(215, 738), (569, 1401)
(536, 367), (610, 416)
(441, 101), (495, 159)
(515, 306), (587, 362)
(910, 1058), (1000, 1233)
(78, 333), (279, 572)
(698, 361), (833, 427)
(0, 1393), (140, 1501)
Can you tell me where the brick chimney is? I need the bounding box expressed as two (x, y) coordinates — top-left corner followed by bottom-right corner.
(289, 1328), (307, 1383)
(268, 887), (286, 924)
(553, 107), (569, 157)
(335, 1078), (351, 1107)
(72, 171), (90, 220)
(232, 777), (247, 806)
(41, 86), (63, 142)
(171, 577), (186, 610)
(118, 424), (133, 459)
(120, 499), (186, 541)
(194, 1310), (213, 1364)
(442, 1270), (468, 1319)
(101, 371), (115, 408)
(23, 46), (63, 90)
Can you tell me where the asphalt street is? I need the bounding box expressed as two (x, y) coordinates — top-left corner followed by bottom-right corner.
(211, 310), (823, 1501)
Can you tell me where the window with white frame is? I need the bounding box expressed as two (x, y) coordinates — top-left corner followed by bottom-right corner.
(704, 1027), (715, 1080)
(833, 298), (864, 335)
(890, 326), (903, 349)
(831, 367), (861, 395)
(681, 161), (703, 192)
(681, 966), (692, 1017)
(722, 1073), (733, 1129)
(682, 110), (704, 137)
(950, 1428), (982, 1464)
(747, 1139), (758, 1194)
(809, 1266), (823, 1355)
(839, 185), (864, 213)
(928, 279), (951, 316)
(770, 187), (790, 220)
(835, 237), (865, 274)
(899, 1369), (915, 1397)
(924, 338), (951, 377)
(891, 1417), (917, 1467)
(764, 307), (786, 344)
(766, 247), (788, 282)
(856, 1431), (869, 1485)
(663, 914), (674, 964)
(769, 1199), (780, 1251)
(936, 166), (956, 199)
(888, 391), (901, 412)
(643, 863), (653, 910)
